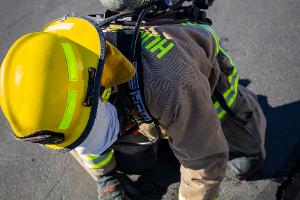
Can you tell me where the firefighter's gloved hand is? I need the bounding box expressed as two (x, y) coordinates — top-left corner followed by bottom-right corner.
(139, 122), (160, 141)
(97, 171), (141, 200)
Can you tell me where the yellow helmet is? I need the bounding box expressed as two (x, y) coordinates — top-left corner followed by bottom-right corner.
(0, 16), (135, 151)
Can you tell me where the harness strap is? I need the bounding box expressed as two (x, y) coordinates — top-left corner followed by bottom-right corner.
(107, 29), (155, 123)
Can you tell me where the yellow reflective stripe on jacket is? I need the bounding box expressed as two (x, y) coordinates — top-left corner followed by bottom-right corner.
(198, 25), (239, 119)
(213, 51), (239, 120)
(182, 22), (220, 55)
(181, 23), (239, 120)
(80, 149), (114, 169)
(198, 24), (220, 55)
(192, 23), (239, 120)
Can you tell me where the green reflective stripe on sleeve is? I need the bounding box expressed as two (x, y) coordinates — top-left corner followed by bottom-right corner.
(223, 74), (238, 99)
(214, 41), (239, 119)
(224, 76), (239, 106)
(58, 90), (78, 130)
(85, 150), (114, 169)
(216, 104), (227, 120)
(182, 22), (239, 120)
(228, 66), (237, 83)
(219, 47), (235, 67)
(196, 24), (220, 55)
(213, 73), (239, 120)
(218, 47), (239, 108)
(199, 24), (220, 54)
(218, 109), (227, 119)
(219, 47), (238, 83)
(228, 74), (239, 107)
(213, 197), (219, 200)
(214, 74), (239, 119)
(181, 22), (220, 55)
(61, 43), (78, 82)
(213, 101), (227, 120)
(213, 100), (221, 110)
(225, 76), (238, 104)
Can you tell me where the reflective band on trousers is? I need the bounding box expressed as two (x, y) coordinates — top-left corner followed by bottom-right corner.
(79, 149), (114, 169)
(182, 22), (239, 120)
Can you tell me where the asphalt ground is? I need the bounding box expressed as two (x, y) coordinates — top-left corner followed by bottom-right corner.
(1, 0), (300, 199)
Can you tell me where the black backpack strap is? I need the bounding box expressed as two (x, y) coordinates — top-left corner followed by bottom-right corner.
(128, 33), (155, 123)
(106, 30), (155, 123)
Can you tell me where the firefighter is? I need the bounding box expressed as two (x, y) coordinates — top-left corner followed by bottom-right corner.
(0, 1), (266, 199)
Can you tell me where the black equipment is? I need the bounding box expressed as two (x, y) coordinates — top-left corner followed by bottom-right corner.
(91, 0), (215, 147)
(192, 0), (214, 9)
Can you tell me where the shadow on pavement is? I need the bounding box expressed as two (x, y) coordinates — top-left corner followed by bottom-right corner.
(131, 140), (180, 200)
(240, 79), (300, 179)
(259, 96), (300, 177)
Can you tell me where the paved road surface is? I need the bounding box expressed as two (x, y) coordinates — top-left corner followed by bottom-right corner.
(1, 0), (300, 199)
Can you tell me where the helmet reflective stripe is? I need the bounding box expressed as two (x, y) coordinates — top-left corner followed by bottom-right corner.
(61, 43), (78, 81)
(58, 42), (79, 130)
(1, 15), (135, 150)
(58, 90), (78, 130)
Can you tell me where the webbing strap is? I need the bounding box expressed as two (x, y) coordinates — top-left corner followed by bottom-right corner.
(117, 31), (155, 122)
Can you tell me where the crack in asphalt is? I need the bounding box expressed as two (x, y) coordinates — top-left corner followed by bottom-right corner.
(44, 160), (71, 200)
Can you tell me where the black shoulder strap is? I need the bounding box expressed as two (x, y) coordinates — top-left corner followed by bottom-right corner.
(128, 33), (155, 123)
(106, 30), (155, 123)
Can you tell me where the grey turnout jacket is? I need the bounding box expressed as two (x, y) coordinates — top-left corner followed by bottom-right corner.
(140, 22), (266, 200)
(75, 22), (266, 200)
